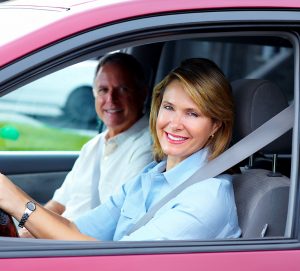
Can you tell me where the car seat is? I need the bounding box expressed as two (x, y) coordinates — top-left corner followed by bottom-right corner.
(231, 79), (292, 238)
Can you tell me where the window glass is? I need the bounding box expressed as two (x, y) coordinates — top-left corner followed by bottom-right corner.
(156, 36), (294, 102)
(155, 35), (294, 178)
(0, 60), (101, 151)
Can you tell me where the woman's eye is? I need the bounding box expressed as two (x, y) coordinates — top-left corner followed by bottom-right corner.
(163, 105), (173, 110)
(187, 111), (199, 117)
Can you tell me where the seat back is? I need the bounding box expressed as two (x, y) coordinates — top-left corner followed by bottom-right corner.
(233, 169), (289, 237)
(231, 79), (291, 238)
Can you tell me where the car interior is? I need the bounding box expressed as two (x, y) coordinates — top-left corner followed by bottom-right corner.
(126, 35), (294, 238)
(0, 33), (295, 242)
(231, 78), (291, 238)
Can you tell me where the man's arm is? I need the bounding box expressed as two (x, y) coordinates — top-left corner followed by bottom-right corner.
(44, 200), (65, 215)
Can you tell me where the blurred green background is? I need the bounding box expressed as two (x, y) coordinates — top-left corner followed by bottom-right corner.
(0, 122), (92, 151)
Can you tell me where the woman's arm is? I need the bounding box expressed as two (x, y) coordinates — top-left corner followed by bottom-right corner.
(0, 173), (96, 241)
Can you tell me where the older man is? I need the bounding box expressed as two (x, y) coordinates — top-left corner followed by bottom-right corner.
(43, 53), (153, 219)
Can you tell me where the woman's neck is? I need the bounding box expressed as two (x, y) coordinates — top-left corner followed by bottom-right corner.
(166, 156), (186, 171)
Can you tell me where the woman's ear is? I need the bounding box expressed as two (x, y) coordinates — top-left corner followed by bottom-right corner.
(212, 120), (221, 135)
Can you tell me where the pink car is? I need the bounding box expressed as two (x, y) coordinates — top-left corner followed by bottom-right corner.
(0, 0), (299, 270)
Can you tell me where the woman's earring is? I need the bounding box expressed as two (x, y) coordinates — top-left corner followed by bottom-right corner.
(210, 134), (214, 139)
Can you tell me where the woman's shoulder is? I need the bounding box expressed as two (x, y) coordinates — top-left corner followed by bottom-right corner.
(124, 161), (159, 185)
(216, 173), (233, 183)
(179, 173), (233, 199)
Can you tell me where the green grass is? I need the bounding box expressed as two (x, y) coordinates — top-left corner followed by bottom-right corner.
(0, 122), (93, 151)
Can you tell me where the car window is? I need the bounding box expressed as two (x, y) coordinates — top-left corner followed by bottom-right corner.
(155, 36), (294, 102)
(151, 35), (294, 178)
(0, 60), (101, 151)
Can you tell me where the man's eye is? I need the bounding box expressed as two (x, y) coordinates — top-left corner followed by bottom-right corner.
(97, 88), (108, 94)
(119, 86), (130, 93)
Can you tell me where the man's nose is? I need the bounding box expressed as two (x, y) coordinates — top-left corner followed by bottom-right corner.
(106, 88), (119, 102)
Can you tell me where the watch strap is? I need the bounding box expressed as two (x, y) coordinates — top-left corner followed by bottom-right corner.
(18, 213), (30, 228)
(18, 201), (36, 228)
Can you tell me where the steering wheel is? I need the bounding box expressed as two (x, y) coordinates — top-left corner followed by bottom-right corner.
(0, 209), (19, 237)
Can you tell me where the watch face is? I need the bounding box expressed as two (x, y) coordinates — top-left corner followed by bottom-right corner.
(26, 201), (36, 211)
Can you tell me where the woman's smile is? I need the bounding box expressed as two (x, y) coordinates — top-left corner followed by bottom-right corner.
(165, 131), (189, 144)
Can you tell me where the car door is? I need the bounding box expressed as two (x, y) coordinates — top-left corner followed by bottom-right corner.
(0, 2), (300, 270)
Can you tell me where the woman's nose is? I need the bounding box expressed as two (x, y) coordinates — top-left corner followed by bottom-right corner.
(169, 114), (184, 130)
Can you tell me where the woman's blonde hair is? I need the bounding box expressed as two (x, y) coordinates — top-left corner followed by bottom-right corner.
(150, 58), (234, 162)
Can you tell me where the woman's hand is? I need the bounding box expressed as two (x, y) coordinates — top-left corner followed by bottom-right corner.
(0, 173), (28, 220)
(18, 228), (34, 238)
(0, 173), (96, 241)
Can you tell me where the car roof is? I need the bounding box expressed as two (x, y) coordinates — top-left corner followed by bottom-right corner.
(1, 0), (300, 67)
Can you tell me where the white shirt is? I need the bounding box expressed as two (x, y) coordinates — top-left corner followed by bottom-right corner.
(53, 115), (153, 220)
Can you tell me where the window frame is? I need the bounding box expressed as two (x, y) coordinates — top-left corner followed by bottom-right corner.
(0, 9), (299, 258)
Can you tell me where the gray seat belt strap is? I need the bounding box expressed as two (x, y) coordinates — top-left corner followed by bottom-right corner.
(128, 104), (294, 235)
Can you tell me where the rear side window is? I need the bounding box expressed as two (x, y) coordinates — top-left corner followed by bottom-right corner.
(0, 60), (101, 151)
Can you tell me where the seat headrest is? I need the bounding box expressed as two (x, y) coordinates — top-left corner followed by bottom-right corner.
(231, 79), (292, 154)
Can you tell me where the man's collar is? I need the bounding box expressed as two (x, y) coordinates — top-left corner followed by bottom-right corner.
(104, 114), (148, 144)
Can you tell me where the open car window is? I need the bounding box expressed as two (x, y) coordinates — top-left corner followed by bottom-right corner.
(0, 60), (100, 152)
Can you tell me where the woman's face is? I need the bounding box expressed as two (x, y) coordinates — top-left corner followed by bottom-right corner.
(156, 79), (220, 169)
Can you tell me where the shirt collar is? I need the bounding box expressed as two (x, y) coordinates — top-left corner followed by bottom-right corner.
(162, 147), (210, 188)
(103, 115), (148, 150)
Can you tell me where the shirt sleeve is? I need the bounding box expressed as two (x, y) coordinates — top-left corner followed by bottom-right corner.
(52, 135), (100, 206)
(120, 177), (241, 241)
(74, 184), (127, 241)
(73, 164), (155, 240)
(52, 161), (77, 205)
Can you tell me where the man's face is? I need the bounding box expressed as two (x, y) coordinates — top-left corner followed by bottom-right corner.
(94, 63), (144, 138)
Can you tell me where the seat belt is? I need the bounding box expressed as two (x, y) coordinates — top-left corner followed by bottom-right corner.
(128, 104), (294, 235)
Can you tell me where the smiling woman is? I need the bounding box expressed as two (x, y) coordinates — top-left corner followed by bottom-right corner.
(151, 58), (234, 165)
(155, 79), (221, 170)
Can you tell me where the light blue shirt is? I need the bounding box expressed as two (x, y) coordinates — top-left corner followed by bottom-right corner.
(74, 148), (241, 241)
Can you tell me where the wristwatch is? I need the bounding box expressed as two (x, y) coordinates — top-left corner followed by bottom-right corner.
(18, 201), (36, 228)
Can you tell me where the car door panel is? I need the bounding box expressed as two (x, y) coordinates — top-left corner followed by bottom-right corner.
(0, 153), (77, 203)
(8, 172), (68, 204)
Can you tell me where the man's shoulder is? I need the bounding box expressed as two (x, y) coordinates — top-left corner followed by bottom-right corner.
(128, 127), (152, 150)
(124, 121), (151, 143)
(80, 132), (105, 153)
